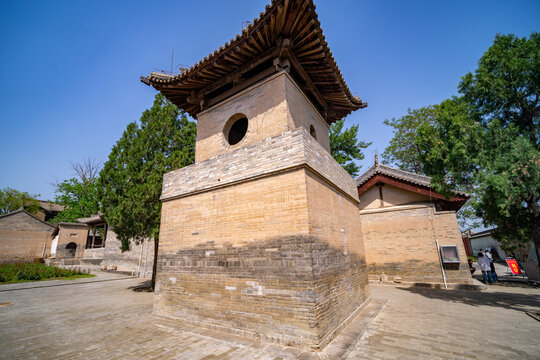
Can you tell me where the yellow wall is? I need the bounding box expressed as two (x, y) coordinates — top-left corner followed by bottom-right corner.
(195, 72), (330, 162)
(359, 184), (431, 210)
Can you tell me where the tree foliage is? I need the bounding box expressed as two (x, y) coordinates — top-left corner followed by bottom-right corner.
(99, 94), (196, 288)
(0, 188), (40, 215)
(382, 106), (437, 174)
(459, 33), (539, 145)
(51, 159), (101, 224)
(329, 119), (371, 177)
(457, 32), (538, 261)
(384, 32), (540, 262)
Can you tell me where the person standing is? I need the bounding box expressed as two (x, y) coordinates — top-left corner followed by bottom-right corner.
(478, 252), (493, 284)
(485, 249), (498, 282)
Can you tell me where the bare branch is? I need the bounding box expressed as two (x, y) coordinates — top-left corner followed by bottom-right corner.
(70, 157), (101, 184)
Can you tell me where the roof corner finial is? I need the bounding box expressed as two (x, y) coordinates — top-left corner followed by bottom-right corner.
(374, 153), (379, 166)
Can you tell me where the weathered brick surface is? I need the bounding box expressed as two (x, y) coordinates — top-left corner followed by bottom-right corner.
(0, 211), (54, 261)
(284, 72), (330, 152)
(360, 204), (471, 284)
(82, 247), (105, 259)
(305, 171), (370, 345)
(100, 229), (154, 277)
(162, 128), (358, 202)
(0, 211), (54, 232)
(55, 224), (88, 259)
(0, 230), (52, 261)
(155, 235), (368, 350)
(157, 166), (368, 350)
(195, 72), (330, 163)
(432, 210), (472, 282)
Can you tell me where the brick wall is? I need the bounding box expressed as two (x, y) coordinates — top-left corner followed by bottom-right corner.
(156, 168), (368, 349)
(82, 247), (105, 259)
(0, 230), (51, 262)
(55, 224), (88, 260)
(432, 211), (472, 282)
(305, 171), (369, 345)
(162, 128), (358, 202)
(101, 229), (154, 278)
(284, 73), (330, 152)
(0, 211), (54, 261)
(360, 205), (471, 284)
(194, 72), (330, 162)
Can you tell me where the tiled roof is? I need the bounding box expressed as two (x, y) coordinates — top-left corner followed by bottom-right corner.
(141, 0), (366, 123)
(356, 162), (470, 198)
(0, 209), (56, 228)
(77, 214), (104, 224)
(38, 201), (65, 212)
(56, 222), (88, 227)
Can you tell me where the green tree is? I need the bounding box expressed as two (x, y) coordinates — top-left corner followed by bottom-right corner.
(51, 159), (101, 224)
(99, 94), (196, 289)
(383, 99), (482, 230)
(329, 119), (371, 177)
(0, 188), (40, 215)
(462, 33), (538, 263)
(382, 106), (438, 174)
(418, 33), (539, 262)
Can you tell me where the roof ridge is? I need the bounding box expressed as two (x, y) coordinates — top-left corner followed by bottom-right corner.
(0, 209), (56, 228)
(356, 163), (470, 198)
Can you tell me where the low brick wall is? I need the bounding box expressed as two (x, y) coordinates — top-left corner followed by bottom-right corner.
(55, 225), (88, 260)
(83, 247), (104, 259)
(0, 230), (51, 262)
(0, 211), (54, 262)
(360, 205), (472, 284)
(101, 230), (154, 278)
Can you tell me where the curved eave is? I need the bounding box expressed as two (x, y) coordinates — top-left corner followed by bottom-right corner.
(357, 172), (470, 212)
(141, 0), (366, 122)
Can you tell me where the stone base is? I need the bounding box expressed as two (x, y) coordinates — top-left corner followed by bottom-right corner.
(367, 259), (473, 284)
(154, 235), (369, 350)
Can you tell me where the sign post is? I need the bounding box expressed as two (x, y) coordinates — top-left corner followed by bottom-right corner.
(505, 259), (522, 276)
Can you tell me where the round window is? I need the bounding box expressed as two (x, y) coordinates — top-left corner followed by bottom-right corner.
(224, 114), (248, 145)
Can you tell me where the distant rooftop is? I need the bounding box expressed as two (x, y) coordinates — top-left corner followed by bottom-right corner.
(356, 157), (470, 212)
(38, 200), (65, 213)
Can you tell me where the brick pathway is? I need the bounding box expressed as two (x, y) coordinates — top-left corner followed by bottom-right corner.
(346, 284), (540, 359)
(0, 273), (538, 359)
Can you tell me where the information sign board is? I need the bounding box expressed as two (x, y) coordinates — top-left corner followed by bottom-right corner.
(505, 259), (522, 275)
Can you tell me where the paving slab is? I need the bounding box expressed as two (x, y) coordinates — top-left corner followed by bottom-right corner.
(0, 275), (538, 359)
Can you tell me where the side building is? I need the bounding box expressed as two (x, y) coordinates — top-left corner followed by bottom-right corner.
(51, 214), (153, 278)
(0, 210), (55, 262)
(357, 159), (473, 285)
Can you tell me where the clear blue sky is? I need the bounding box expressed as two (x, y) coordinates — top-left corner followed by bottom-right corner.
(1, 0), (538, 201)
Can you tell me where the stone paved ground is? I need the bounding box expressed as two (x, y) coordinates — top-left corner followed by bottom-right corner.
(0, 273), (538, 359)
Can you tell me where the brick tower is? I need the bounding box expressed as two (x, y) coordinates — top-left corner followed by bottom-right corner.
(142, 0), (369, 350)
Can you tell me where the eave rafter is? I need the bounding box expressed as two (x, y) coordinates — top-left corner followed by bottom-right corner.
(141, 0), (367, 122)
(357, 174), (469, 212)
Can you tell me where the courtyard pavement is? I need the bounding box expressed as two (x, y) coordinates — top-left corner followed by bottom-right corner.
(0, 273), (538, 359)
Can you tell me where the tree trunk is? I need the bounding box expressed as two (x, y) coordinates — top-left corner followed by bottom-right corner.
(151, 236), (159, 291)
(530, 201), (540, 270)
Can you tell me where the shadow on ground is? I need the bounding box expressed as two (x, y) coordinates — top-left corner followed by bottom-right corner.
(128, 280), (153, 292)
(397, 286), (540, 312)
